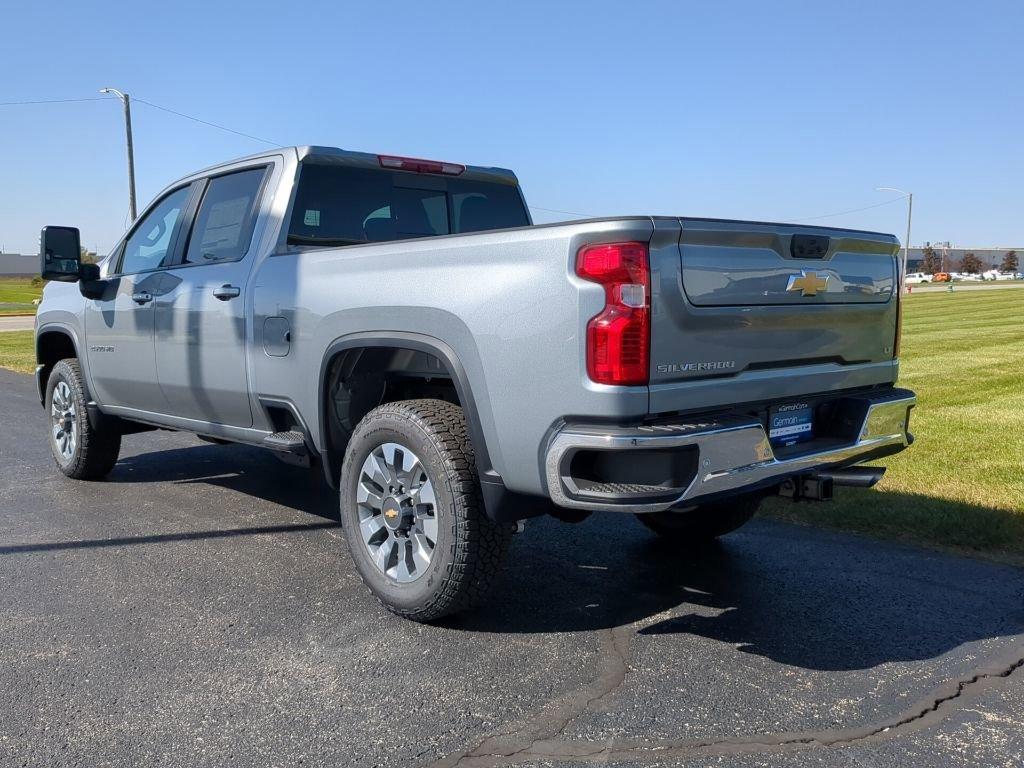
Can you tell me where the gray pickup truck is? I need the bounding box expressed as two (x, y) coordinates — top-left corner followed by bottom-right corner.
(36, 146), (915, 620)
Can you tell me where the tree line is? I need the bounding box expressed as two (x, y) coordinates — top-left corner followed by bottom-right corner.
(918, 247), (1017, 274)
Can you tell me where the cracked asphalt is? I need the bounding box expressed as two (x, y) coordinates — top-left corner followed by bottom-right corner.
(1, 368), (1022, 767)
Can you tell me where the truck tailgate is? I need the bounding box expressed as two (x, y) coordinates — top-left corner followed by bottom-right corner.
(649, 217), (900, 397)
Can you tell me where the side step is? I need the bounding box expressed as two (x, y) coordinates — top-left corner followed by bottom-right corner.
(262, 430), (308, 454)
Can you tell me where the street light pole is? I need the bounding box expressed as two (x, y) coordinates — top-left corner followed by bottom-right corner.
(877, 187), (912, 291)
(100, 87), (137, 222)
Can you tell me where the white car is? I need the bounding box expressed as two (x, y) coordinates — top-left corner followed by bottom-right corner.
(984, 271), (1018, 281)
(905, 272), (932, 284)
(957, 273), (982, 281)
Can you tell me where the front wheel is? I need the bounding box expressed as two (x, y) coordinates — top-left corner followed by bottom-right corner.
(635, 492), (762, 540)
(45, 359), (121, 480)
(339, 399), (512, 622)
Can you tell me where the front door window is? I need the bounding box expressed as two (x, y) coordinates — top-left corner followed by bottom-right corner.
(119, 186), (191, 274)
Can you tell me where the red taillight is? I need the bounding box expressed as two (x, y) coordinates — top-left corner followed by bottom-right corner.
(576, 241), (650, 386)
(378, 154), (465, 176)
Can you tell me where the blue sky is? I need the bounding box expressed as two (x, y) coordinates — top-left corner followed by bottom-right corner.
(2, 0), (1021, 255)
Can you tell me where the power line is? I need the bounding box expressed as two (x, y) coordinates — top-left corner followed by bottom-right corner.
(795, 196), (906, 222)
(535, 196), (909, 223)
(530, 205), (591, 218)
(0, 97), (107, 106)
(2, 95), (910, 227)
(1, 93), (281, 146)
(131, 97), (280, 147)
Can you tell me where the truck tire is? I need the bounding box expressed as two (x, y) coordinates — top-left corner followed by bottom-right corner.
(45, 359), (121, 480)
(339, 399), (512, 622)
(634, 492), (762, 540)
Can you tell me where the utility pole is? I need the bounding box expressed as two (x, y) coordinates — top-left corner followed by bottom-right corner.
(100, 87), (137, 221)
(876, 187), (912, 290)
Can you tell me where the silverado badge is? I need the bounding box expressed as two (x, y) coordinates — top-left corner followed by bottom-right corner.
(786, 270), (830, 297)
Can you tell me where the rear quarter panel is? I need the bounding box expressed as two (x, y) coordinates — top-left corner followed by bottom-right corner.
(251, 218), (655, 495)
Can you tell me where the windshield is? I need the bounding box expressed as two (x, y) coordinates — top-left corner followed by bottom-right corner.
(287, 163), (529, 245)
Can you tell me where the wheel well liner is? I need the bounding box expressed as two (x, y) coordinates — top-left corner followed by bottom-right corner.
(317, 332), (496, 491)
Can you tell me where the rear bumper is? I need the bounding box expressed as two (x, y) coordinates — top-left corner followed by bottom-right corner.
(544, 388), (915, 513)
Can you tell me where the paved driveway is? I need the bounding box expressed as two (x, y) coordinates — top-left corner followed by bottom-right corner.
(0, 315), (34, 332)
(1, 369), (1021, 767)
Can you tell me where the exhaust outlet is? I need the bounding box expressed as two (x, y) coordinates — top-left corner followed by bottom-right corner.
(818, 467), (886, 488)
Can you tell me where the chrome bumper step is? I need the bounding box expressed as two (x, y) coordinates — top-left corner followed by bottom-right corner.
(545, 389), (916, 513)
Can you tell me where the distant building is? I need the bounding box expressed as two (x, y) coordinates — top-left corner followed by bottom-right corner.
(906, 245), (1020, 273)
(0, 252), (37, 276)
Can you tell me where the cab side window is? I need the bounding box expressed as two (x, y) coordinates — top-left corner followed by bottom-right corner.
(119, 186), (191, 275)
(183, 167), (266, 264)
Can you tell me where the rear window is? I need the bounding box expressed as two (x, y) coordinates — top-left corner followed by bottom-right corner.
(287, 164), (528, 245)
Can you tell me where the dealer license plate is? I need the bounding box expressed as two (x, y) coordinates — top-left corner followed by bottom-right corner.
(768, 402), (813, 447)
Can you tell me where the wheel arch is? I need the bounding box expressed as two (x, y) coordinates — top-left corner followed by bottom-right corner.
(316, 332), (496, 491)
(34, 324), (82, 405)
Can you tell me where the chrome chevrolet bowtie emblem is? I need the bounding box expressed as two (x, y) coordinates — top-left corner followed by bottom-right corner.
(786, 270), (830, 297)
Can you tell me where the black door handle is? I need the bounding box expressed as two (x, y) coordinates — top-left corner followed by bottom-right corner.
(213, 284), (241, 301)
(131, 291), (153, 305)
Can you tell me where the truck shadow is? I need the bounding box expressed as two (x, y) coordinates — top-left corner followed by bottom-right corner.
(108, 442), (1024, 673)
(111, 441), (341, 521)
(453, 507), (1024, 670)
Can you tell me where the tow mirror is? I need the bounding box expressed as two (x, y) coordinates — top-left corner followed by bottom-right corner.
(40, 226), (82, 282)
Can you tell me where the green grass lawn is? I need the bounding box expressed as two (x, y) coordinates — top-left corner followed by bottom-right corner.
(0, 276), (42, 315)
(763, 287), (1024, 564)
(0, 286), (1020, 561)
(0, 331), (35, 373)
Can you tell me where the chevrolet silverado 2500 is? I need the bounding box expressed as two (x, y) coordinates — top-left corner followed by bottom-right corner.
(35, 146), (916, 620)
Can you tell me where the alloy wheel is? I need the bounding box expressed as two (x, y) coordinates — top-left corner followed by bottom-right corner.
(50, 380), (77, 462)
(356, 442), (438, 583)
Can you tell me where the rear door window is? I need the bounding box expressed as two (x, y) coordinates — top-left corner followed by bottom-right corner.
(183, 167), (267, 264)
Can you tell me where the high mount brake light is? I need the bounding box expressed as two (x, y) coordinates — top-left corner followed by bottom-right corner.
(377, 155), (466, 176)
(575, 241), (650, 386)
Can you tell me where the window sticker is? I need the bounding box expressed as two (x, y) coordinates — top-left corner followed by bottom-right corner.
(303, 209), (321, 227)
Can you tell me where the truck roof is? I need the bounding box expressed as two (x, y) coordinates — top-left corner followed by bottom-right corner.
(189, 145), (520, 186)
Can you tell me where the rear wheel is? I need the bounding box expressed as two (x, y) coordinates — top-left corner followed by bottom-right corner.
(339, 399), (512, 622)
(635, 492), (762, 540)
(45, 359), (121, 480)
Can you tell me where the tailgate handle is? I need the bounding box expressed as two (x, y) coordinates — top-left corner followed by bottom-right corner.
(791, 235), (830, 259)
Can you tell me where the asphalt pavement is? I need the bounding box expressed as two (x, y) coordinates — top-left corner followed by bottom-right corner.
(1, 368), (1022, 768)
